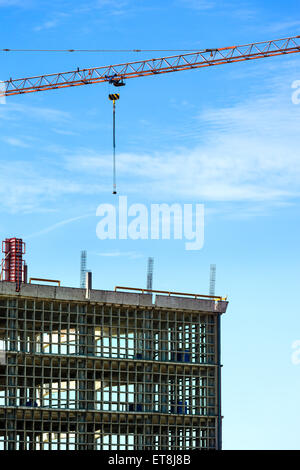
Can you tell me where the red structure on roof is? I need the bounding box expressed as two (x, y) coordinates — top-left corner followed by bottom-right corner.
(1, 238), (26, 291)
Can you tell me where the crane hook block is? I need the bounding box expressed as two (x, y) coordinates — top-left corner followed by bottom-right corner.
(109, 93), (120, 101)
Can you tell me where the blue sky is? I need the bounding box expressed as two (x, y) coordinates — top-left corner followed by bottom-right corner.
(0, 0), (300, 450)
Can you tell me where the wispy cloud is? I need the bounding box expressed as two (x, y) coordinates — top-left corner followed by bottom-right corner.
(95, 0), (129, 14)
(178, 0), (258, 21)
(33, 11), (69, 31)
(52, 128), (78, 136)
(25, 213), (94, 238)
(265, 20), (300, 34)
(63, 80), (300, 205)
(178, 0), (215, 10)
(66, 0), (131, 18)
(0, 160), (107, 213)
(1, 63), (298, 216)
(0, 0), (31, 6)
(34, 19), (60, 31)
(231, 7), (257, 20)
(2, 137), (30, 148)
(0, 102), (72, 124)
(93, 251), (143, 259)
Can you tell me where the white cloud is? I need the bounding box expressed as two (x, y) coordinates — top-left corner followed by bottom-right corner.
(265, 20), (300, 34)
(52, 128), (78, 136)
(2, 137), (30, 148)
(179, 0), (215, 10)
(0, 0), (27, 5)
(177, 1), (258, 21)
(72, 0), (130, 16)
(1, 65), (299, 216)
(0, 161), (107, 213)
(0, 102), (72, 124)
(93, 251), (142, 259)
(25, 214), (94, 238)
(33, 11), (69, 31)
(64, 88), (300, 204)
(34, 19), (59, 31)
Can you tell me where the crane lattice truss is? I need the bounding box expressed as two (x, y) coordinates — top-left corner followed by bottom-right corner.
(1, 36), (299, 97)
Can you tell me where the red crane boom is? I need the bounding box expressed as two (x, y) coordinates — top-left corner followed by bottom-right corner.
(1, 35), (299, 97)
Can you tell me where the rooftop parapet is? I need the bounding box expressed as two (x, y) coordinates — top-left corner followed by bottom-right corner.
(0, 281), (228, 313)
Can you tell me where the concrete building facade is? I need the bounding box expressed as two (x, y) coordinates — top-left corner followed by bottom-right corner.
(0, 281), (228, 450)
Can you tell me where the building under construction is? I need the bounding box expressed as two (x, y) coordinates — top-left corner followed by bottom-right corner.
(0, 239), (228, 450)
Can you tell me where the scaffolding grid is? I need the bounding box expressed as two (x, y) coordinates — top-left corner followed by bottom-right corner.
(0, 284), (227, 450)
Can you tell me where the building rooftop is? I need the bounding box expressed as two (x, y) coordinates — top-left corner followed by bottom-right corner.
(0, 281), (228, 314)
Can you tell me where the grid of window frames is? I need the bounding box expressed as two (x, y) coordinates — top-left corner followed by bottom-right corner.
(0, 295), (221, 450)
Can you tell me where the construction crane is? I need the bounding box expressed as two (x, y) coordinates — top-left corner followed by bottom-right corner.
(1, 36), (299, 191)
(0, 36), (299, 97)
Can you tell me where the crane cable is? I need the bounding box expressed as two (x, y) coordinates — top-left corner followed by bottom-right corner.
(0, 48), (204, 53)
(113, 99), (116, 194)
(108, 93), (120, 194)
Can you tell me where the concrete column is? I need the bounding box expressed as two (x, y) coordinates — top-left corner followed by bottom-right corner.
(160, 426), (169, 450)
(144, 311), (154, 414)
(144, 418), (153, 449)
(77, 304), (96, 449)
(134, 428), (144, 449)
(160, 321), (168, 362)
(7, 300), (17, 449)
(77, 413), (86, 450)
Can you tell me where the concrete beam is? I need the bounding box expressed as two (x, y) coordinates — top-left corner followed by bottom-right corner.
(0, 281), (153, 307)
(0, 281), (228, 312)
(155, 294), (228, 314)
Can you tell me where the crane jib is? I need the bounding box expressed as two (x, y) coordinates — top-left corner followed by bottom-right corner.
(1, 35), (300, 97)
